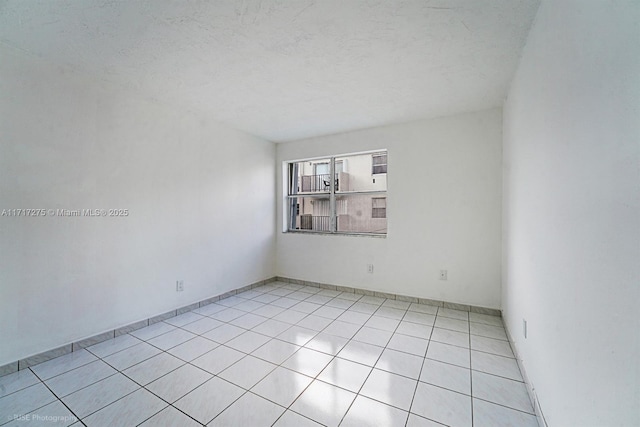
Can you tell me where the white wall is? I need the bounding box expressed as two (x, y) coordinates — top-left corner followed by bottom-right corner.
(277, 109), (502, 308)
(502, 1), (640, 426)
(0, 47), (276, 366)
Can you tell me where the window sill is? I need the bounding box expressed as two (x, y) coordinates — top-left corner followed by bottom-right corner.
(283, 230), (387, 238)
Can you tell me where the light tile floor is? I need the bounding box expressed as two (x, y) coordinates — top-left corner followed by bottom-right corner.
(0, 282), (539, 427)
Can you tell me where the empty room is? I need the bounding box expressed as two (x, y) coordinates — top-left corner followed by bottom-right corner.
(0, 1), (638, 426)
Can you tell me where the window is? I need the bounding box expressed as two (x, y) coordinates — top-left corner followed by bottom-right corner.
(372, 197), (386, 218)
(285, 150), (387, 235)
(372, 152), (387, 174)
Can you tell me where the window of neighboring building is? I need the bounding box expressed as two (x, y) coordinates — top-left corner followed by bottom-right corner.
(285, 150), (387, 235)
(372, 152), (387, 174)
(372, 197), (386, 218)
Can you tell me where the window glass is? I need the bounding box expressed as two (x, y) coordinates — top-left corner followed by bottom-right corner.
(286, 150), (387, 235)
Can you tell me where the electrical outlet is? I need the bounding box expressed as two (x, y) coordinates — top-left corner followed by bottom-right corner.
(176, 280), (184, 292)
(439, 270), (448, 280)
(367, 264), (374, 274)
(523, 319), (527, 338)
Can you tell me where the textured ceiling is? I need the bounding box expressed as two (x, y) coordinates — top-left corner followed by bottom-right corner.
(0, 0), (539, 142)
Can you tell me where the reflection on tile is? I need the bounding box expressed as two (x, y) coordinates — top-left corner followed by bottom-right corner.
(191, 346), (244, 375)
(411, 382), (472, 427)
(338, 341), (384, 367)
(4, 283), (535, 427)
(282, 348), (333, 378)
(341, 395), (409, 427)
(290, 380), (356, 427)
(472, 371), (532, 413)
(218, 355), (277, 389)
(0, 383), (57, 422)
(0, 369), (40, 398)
(322, 320), (361, 339)
(252, 367), (313, 407)
(375, 348), (423, 380)
(86, 334), (142, 359)
(30, 350), (97, 381)
(61, 373), (138, 419)
(472, 398), (539, 427)
(420, 359), (471, 395)
(360, 369), (417, 410)
(146, 364), (211, 403)
(273, 410), (323, 427)
(173, 377), (244, 425)
(45, 360), (116, 397)
(471, 351), (522, 381)
(83, 388), (166, 427)
(305, 333), (348, 356)
(139, 405), (200, 427)
(318, 358), (371, 393)
(210, 391), (285, 427)
(426, 342), (470, 368)
(277, 326), (317, 346)
(252, 339), (300, 365)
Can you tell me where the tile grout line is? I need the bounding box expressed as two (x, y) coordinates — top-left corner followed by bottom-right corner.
(4, 281), (515, 427)
(404, 306), (438, 426)
(335, 299), (411, 426)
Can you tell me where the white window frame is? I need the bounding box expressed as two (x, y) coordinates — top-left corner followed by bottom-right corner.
(284, 150), (387, 236)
